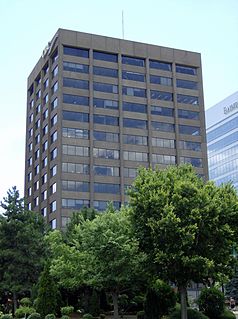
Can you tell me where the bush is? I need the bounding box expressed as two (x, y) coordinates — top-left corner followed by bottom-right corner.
(197, 287), (225, 318)
(45, 315), (56, 319)
(28, 313), (41, 319)
(137, 310), (145, 319)
(82, 314), (93, 319)
(0, 315), (13, 319)
(219, 308), (236, 319)
(15, 307), (36, 318)
(61, 306), (74, 316)
(61, 316), (70, 319)
(20, 298), (32, 307)
(169, 307), (209, 319)
(144, 280), (176, 319)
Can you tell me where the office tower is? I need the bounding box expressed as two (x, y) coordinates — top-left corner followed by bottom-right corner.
(25, 28), (208, 229)
(206, 91), (238, 190)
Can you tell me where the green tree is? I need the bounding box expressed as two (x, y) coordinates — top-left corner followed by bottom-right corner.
(49, 206), (146, 319)
(0, 187), (47, 314)
(129, 165), (238, 319)
(35, 263), (60, 317)
(197, 287), (225, 318)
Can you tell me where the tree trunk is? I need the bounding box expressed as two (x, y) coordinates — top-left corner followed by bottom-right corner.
(12, 291), (17, 316)
(179, 285), (188, 319)
(112, 291), (119, 319)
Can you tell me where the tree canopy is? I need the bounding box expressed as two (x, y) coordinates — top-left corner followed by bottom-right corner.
(129, 165), (238, 319)
(0, 187), (47, 313)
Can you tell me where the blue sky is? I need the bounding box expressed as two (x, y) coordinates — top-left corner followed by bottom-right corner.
(0, 0), (237, 201)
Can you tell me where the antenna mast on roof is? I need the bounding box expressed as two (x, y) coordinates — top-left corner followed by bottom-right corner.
(122, 10), (125, 39)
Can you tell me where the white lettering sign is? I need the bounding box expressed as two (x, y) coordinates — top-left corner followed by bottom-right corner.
(224, 101), (238, 115)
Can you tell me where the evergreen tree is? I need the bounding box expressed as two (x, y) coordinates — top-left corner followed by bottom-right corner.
(0, 187), (47, 314)
(35, 264), (60, 317)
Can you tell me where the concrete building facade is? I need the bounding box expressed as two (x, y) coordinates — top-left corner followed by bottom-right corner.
(206, 91), (238, 190)
(25, 28), (208, 229)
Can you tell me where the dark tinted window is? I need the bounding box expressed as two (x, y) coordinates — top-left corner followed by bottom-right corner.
(93, 51), (118, 62)
(94, 131), (119, 142)
(122, 86), (146, 97)
(122, 56), (145, 67)
(63, 94), (89, 106)
(94, 183), (120, 194)
(63, 77), (89, 90)
(177, 94), (199, 105)
(149, 60), (172, 71)
(63, 61), (89, 73)
(151, 90), (173, 101)
(63, 111), (89, 122)
(93, 66), (118, 77)
(123, 118), (147, 129)
(176, 65), (197, 75)
(93, 98), (118, 110)
(151, 121), (175, 132)
(94, 82), (118, 94)
(123, 102), (147, 113)
(94, 114), (119, 126)
(178, 109), (199, 120)
(179, 125), (200, 136)
(63, 46), (89, 58)
(151, 106), (174, 117)
(176, 79), (198, 90)
(150, 75), (172, 86)
(122, 70), (145, 82)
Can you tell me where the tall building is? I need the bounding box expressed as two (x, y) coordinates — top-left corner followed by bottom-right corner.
(206, 91), (238, 190)
(25, 28), (208, 229)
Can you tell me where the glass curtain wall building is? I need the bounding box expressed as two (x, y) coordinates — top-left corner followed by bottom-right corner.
(206, 91), (238, 190)
(25, 29), (208, 229)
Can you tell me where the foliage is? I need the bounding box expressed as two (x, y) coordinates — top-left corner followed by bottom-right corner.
(99, 314), (106, 319)
(20, 297), (32, 307)
(45, 314), (56, 319)
(49, 206), (146, 319)
(60, 306), (74, 315)
(15, 306), (36, 318)
(88, 289), (100, 316)
(35, 264), (60, 318)
(61, 316), (70, 319)
(0, 187), (47, 313)
(197, 287), (225, 318)
(129, 165), (238, 318)
(169, 307), (209, 319)
(28, 313), (41, 319)
(82, 314), (93, 319)
(219, 308), (236, 319)
(144, 279), (176, 319)
(137, 311), (145, 319)
(0, 315), (13, 319)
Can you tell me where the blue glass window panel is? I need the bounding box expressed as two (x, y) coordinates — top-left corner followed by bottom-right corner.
(123, 102), (147, 113)
(179, 141), (201, 151)
(207, 131), (238, 154)
(94, 183), (120, 194)
(123, 118), (147, 129)
(93, 148), (119, 159)
(62, 111), (89, 122)
(151, 90), (173, 101)
(176, 65), (197, 75)
(123, 134), (148, 145)
(176, 79), (198, 90)
(63, 61), (89, 73)
(63, 127), (89, 139)
(93, 98), (118, 110)
(93, 131), (119, 142)
(63, 94), (89, 106)
(181, 157), (202, 168)
(207, 117), (238, 143)
(178, 109), (199, 120)
(62, 181), (89, 192)
(93, 66), (118, 77)
(151, 121), (175, 132)
(93, 51), (118, 62)
(93, 82), (118, 94)
(63, 46), (89, 58)
(122, 56), (145, 67)
(150, 75), (172, 86)
(63, 77), (89, 90)
(177, 94), (199, 105)
(122, 71), (145, 82)
(122, 86), (146, 97)
(149, 60), (172, 71)
(94, 200), (120, 211)
(94, 115), (119, 126)
(62, 199), (89, 209)
(151, 106), (174, 117)
(94, 166), (119, 176)
(179, 125), (200, 136)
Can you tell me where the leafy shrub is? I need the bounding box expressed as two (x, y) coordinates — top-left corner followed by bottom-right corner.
(28, 313), (41, 319)
(20, 298), (32, 307)
(61, 306), (74, 316)
(169, 307), (209, 319)
(137, 310), (145, 319)
(144, 280), (176, 319)
(15, 307), (36, 318)
(82, 314), (93, 319)
(45, 314), (56, 319)
(61, 316), (70, 319)
(0, 315), (13, 319)
(219, 308), (236, 319)
(99, 314), (106, 319)
(197, 287), (225, 318)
